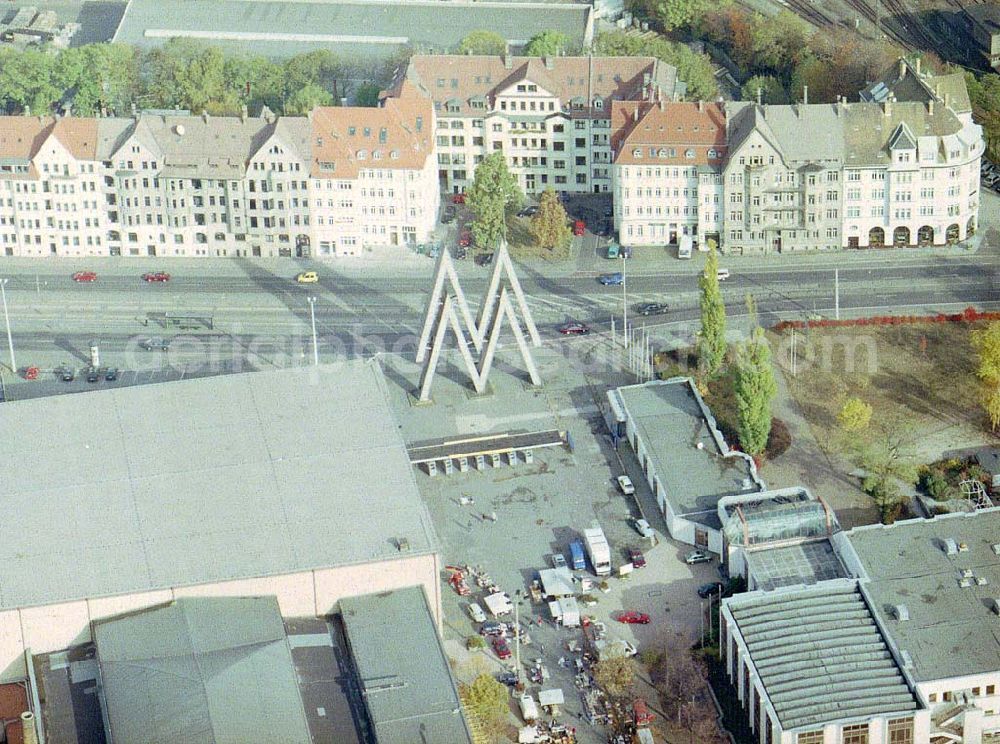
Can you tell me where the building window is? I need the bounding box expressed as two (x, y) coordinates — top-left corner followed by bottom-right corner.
(797, 732), (824, 744)
(888, 718), (913, 744)
(842, 723), (869, 744)
(987, 685), (996, 695)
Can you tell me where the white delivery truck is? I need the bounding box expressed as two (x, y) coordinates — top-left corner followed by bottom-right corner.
(584, 521), (611, 576)
(677, 234), (693, 259)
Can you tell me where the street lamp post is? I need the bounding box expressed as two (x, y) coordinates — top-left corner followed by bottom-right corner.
(306, 296), (318, 366)
(514, 589), (523, 685)
(0, 278), (15, 373)
(621, 253), (628, 348)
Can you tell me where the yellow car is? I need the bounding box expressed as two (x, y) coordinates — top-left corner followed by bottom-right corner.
(296, 271), (318, 284)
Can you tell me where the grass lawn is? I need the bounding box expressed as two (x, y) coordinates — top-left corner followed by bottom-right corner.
(771, 322), (990, 458)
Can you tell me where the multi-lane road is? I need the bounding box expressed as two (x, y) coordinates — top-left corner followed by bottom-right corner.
(0, 245), (997, 388)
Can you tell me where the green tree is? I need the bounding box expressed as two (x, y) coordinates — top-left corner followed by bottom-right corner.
(972, 321), (1000, 430)
(837, 397), (873, 433)
(223, 55), (284, 113)
(594, 31), (718, 100)
(80, 44), (141, 116)
(697, 245), (727, 378)
(523, 31), (572, 57)
(740, 74), (788, 104)
(530, 188), (572, 251)
(467, 152), (523, 251)
(285, 83), (334, 114)
(644, 0), (712, 32)
(353, 82), (381, 107)
(458, 30), (507, 56)
(461, 673), (507, 728)
(0, 48), (59, 114)
(733, 297), (776, 457)
(144, 38), (226, 113)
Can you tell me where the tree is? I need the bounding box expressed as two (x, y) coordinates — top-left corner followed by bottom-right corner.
(530, 188), (572, 251)
(837, 397), (873, 433)
(740, 74), (788, 104)
(466, 152), (523, 251)
(698, 245), (727, 378)
(643, 0), (712, 32)
(353, 82), (381, 107)
(649, 631), (708, 721)
(837, 410), (917, 523)
(523, 31), (572, 57)
(594, 31), (718, 100)
(461, 673), (508, 729)
(285, 83), (334, 114)
(733, 297), (776, 457)
(0, 48), (58, 114)
(458, 30), (507, 56)
(972, 321), (1000, 430)
(144, 38), (226, 113)
(593, 650), (635, 701)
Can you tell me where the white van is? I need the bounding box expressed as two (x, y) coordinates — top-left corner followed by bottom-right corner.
(467, 603), (487, 623)
(678, 234), (693, 259)
(716, 268), (730, 281)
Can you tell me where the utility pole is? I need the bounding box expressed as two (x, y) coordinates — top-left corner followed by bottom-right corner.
(834, 269), (840, 320)
(514, 589), (523, 685)
(0, 278), (15, 373)
(621, 254), (628, 348)
(307, 296), (318, 366)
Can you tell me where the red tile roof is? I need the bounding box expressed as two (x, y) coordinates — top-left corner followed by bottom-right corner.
(0, 117), (98, 161)
(611, 101), (727, 167)
(310, 98), (434, 178)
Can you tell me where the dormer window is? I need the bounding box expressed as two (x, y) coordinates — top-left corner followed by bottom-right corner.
(357, 150), (367, 160)
(658, 148), (668, 158)
(348, 127), (356, 136)
(685, 149), (695, 159)
(373, 151), (382, 160)
(632, 148), (642, 158)
(594, 98), (603, 109)
(708, 149), (718, 159)
(390, 150), (399, 159)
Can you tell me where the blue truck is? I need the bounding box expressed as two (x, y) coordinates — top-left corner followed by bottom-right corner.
(569, 540), (586, 570)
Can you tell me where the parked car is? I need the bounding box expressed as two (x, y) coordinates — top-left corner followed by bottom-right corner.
(716, 268), (731, 281)
(72, 271), (97, 282)
(452, 193), (466, 204)
(492, 636), (512, 659)
(142, 271), (170, 282)
(58, 364), (75, 382)
(616, 475), (635, 495)
(496, 671), (519, 687)
(453, 246), (468, 260)
(517, 205), (539, 218)
(442, 205), (457, 223)
(296, 271), (318, 284)
(572, 219), (586, 236)
(475, 252), (494, 266)
(140, 337), (171, 351)
(458, 230), (472, 247)
(628, 548), (646, 568)
(635, 302), (669, 316)
(558, 322), (590, 335)
(617, 610), (651, 625)
(633, 518), (654, 539)
(551, 553), (567, 569)
(467, 603), (487, 623)
(480, 621), (508, 637)
(86, 366), (100, 382)
(697, 581), (725, 598)
(599, 272), (624, 286)
(685, 550), (711, 564)
(104, 367), (119, 381)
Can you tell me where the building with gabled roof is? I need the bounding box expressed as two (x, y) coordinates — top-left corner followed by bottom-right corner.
(610, 100), (726, 247)
(383, 53), (685, 195)
(861, 57), (973, 118)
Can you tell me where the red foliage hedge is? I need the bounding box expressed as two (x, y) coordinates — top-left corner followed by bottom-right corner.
(772, 306), (1000, 332)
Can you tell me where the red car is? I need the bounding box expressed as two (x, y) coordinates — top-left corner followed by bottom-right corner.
(617, 611), (651, 625)
(573, 219), (586, 236)
(458, 231), (472, 248)
(558, 322), (590, 336)
(142, 272), (171, 283)
(452, 193), (466, 204)
(628, 548), (646, 568)
(492, 636), (512, 660)
(72, 271), (97, 282)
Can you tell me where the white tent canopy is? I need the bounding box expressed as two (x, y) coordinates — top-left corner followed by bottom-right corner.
(538, 567), (575, 598)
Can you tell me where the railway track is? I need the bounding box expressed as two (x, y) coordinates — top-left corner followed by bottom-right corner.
(780, 0), (839, 28)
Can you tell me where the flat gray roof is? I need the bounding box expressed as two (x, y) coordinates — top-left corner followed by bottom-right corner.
(726, 580), (919, 731)
(611, 379), (760, 530)
(94, 596), (311, 744)
(113, 0), (592, 59)
(744, 539), (849, 592)
(341, 586), (473, 744)
(846, 509), (1000, 683)
(0, 361), (437, 611)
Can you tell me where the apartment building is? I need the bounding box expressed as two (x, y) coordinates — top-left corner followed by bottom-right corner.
(610, 100), (726, 248)
(310, 99), (438, 257)
(0, 99), (437, 259)
(383, 54), (685, 195)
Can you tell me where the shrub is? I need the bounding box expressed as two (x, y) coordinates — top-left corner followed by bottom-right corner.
(920, 469), (951, 501)
(466, 635), (486, 650)
(764, 417), (792, 460)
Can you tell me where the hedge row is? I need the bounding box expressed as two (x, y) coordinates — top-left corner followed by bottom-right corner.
(772, 306), (1000, 332)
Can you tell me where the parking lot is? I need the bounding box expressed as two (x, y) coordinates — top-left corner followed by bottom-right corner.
(380, 348), (721, 741)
